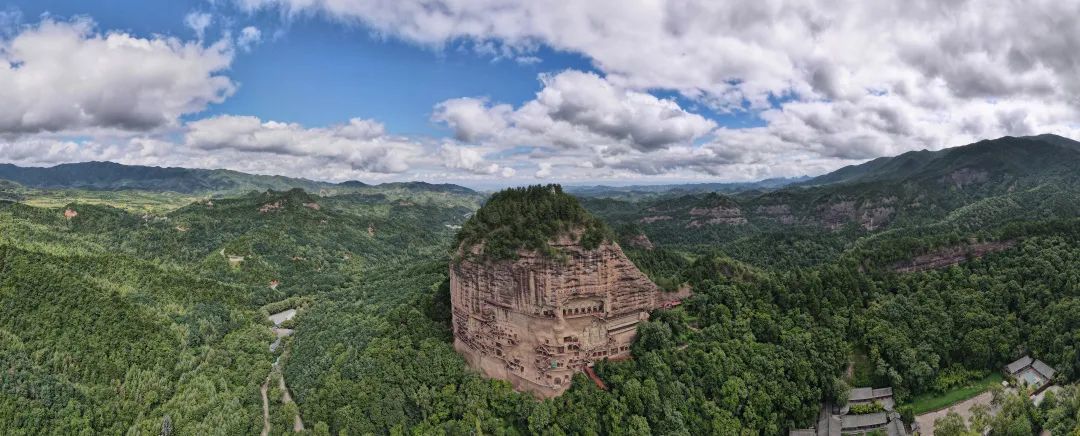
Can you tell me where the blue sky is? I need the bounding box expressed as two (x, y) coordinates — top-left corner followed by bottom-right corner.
(1, 1), (1077, 187)
(16, 0), (767, 137)
(15, 0), (589, 134)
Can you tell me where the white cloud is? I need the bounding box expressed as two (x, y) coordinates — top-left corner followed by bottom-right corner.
(184, 12), (213, 40)
(0, 18), (234, 135)
(439, 143), (514, 177)
(515, 56), (541, 65)
(237, 0), (1080, 181)
(535, 162), (553, 178)
(433, 98), (511, 142)
(9, 3), (1080, 185)
(237, 26), (262, 51)
(435, 70), (715, 153)
(233, 1), (1080, 106)
(185, 115), (421, 173)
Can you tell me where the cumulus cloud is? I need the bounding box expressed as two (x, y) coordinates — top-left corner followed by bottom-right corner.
(185, 115), (420, 173)
(0, 18), (235, 135)
(439, 143), (515, 176)
(238, 0), (1080, 181)
(233, 1), (1080, 105)
(10, 2), (1080, 184)
(433, 98), (511, 142)
(435, 70), (715, 153)
(535, 162), (553, 178)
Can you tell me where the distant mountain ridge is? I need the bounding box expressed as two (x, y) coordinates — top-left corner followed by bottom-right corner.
(578, 134), (1080, 268)
(800, 134), (1080, 187)
(0, 161), (477, 196)
(565, 176), (810, 199)
(3, 134), (1076, 198)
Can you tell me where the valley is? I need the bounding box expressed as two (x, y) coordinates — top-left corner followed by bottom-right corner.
(1, 134), (1080, 434)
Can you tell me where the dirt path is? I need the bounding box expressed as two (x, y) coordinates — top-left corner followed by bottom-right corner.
(915, 391), (993, 435)
(279, 372), (305, 432)
(260, 377), (271, 436)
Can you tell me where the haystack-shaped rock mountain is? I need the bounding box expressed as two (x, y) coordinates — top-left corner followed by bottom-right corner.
(450, 185), (664, 397)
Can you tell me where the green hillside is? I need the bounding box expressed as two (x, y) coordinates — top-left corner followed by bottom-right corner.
(803, 134), (1080, 186)
(0, 161), (482, 199)
(3, 134), (1080, 435)
(583, 135), (1080, 269)
(455, 184), (613, 260)
(0, 186), (476, 435)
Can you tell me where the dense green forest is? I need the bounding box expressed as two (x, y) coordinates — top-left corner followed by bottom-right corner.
(3, 135), (1080, 434)
(454, 184), (612, 260)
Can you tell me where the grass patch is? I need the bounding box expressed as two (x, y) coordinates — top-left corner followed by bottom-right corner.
(907, 372), (1003, 415)
(849, 348), (875, 387)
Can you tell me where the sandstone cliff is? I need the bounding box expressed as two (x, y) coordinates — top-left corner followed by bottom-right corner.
(450, 235), (662, 397)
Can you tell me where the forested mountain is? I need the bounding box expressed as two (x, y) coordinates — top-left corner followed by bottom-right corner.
(0, 186), (475, 435)
(583, 134), (1080, 269)
(801, 134), (1080, 187)
(3, 134), (1080, 435)
(454, 184), (613, 260)
(0, 161), (480, 198)
(565, 176), (809, 200)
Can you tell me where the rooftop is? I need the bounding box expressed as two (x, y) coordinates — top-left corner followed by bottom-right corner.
(1006, 355), (1057, 380)
(1006, 355), (1034, 374)
(842, 412), (889, 430)
(1032, 359), (1057, 379)
(849, 387), (894, 402)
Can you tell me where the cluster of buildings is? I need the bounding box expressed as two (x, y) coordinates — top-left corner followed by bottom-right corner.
(1005, 355), (1056, 392)
(792, 354), (1061, 436)
(791, 387), (908, 436)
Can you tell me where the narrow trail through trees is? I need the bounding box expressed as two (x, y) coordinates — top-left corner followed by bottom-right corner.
(260, 378), (270, 436)
(263, 307), (304, 434)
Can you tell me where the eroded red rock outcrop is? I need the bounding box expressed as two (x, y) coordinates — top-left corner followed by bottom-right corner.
(451, 236), (663, 397)
(891, 240), (1017, 273)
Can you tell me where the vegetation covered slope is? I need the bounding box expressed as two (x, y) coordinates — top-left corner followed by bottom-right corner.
(801, 134), (1080, 187)
(584, 135), (1080, 270)
(4, 134), (1080, 435)
(455, 184), (613, 260)
(0, 161), (483, 200)
(0, 203), (270, 435)
(0, 186), (476, 435)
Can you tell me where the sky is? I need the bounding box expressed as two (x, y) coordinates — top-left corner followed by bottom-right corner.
(2, 1), (1080, 188)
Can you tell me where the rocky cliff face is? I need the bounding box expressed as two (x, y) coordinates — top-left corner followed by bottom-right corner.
(450, 236), (661, 397)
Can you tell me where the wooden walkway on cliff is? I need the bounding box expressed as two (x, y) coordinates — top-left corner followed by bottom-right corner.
(584, 366), (607, 390)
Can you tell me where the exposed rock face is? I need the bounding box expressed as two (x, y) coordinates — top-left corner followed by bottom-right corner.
(451, 237), (662, 397)
(817, 198), (897, 230)
(944, 168), (989, 188)
(755, 204), (797, 225)
(626, 233), (654, 250)
(638, 215), (672, 224)
(258, 200), (284, 213)
(687, 205), (747, 227)
(891, 240), (1016, 273)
